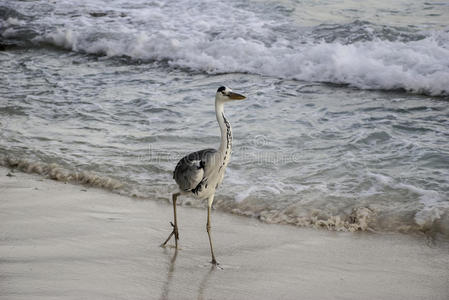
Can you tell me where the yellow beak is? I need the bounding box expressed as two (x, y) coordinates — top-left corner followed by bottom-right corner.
(229, 92), (246, 100)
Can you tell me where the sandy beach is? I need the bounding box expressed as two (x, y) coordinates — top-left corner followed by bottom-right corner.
(1, 166), (448, 300)
(2, 0), (449, 299)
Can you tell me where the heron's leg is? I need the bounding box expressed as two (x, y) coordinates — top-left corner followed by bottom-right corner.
(206, 195), (218, 265)
(162, 192), (180, 248)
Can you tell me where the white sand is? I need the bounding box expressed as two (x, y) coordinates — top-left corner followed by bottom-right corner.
(1, 167), (448, 300)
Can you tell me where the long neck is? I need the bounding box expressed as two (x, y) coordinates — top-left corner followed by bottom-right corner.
(215, 100), (232, 159)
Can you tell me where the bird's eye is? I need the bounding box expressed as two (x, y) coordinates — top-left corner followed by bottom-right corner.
(221, 91), (226, 95)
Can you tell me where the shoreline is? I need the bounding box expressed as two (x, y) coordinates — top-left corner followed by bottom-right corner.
(3, 156), (448, 239)
(1, 166), (448, 299)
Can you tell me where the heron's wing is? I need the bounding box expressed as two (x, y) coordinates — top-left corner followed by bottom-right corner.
(173, 148), (217, 192)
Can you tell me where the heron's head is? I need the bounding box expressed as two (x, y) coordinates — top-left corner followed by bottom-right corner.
(215, 86), (246, 103)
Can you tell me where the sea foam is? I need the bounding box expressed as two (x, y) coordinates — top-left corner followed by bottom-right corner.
(41, 28), (449, 96)
(2, 1), (448, 95)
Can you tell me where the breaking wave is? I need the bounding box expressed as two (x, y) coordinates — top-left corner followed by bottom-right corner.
(39, 28), (449, 96)
(1, 3), (449, 96)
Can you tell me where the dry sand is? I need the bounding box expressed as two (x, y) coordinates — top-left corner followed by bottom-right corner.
(1, 167), (448, 300)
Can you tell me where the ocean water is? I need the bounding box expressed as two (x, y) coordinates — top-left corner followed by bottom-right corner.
(1, 0), (448, 238)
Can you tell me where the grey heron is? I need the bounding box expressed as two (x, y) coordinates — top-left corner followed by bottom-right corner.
(162, 86), (246, 265)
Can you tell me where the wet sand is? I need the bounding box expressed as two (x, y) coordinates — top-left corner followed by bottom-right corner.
(1, 167), (448, 300)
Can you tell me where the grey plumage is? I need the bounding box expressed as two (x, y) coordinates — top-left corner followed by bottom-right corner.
(173, 148), (217, 195)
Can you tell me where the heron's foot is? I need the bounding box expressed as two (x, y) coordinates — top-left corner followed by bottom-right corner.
(211, 259), (223, 269)
(161, 222), (179, 248)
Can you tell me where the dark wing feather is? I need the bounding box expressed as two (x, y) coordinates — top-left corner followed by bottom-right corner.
(173, 148), (217, 192)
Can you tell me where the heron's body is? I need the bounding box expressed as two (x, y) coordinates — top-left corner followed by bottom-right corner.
(174, 100), (233, 200)
(162, 86), (245, 265)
